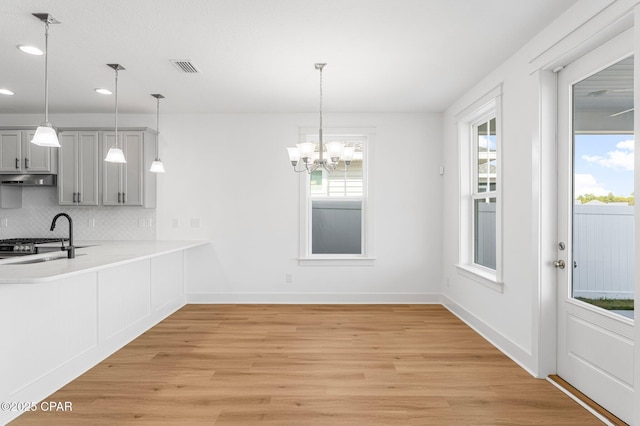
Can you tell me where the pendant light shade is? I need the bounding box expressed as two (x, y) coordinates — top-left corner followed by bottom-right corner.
(149, 160), (166, 173)
(149, 94), (166, 173)
(104, 147), (126, 163)
(105, 64), (126, 163)
(31, 13), (60, 148)
(32, 123), (60, 147)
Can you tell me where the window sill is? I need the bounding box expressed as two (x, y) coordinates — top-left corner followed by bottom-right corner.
(455, 264), (504, 293)
(298, 257), (376, 266)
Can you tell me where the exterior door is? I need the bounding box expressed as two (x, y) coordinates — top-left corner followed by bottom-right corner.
(556, 30), (635, 423)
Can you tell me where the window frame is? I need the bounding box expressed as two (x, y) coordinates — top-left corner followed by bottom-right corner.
(456, 85), (504, 292)
(297, 126), (375, 266)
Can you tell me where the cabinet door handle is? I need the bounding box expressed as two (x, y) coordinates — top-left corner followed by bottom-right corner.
(24, 158), (29, 169)
(118, 192), (121, 203)
(78, 192), (81, 203)
(73, 192), (77, 203)
(15, 158), (19, 169)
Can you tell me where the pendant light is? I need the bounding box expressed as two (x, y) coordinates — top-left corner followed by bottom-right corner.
(31, 13), (60, 148)
(104, 64), (126, 163)
(149, 94), (166, 173)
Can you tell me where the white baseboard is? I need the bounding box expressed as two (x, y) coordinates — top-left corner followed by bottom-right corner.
(442, 295), (536, 377)
(187, 292), (442, 304)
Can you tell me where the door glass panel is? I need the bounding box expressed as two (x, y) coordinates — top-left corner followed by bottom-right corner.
(572, 56), (635, 319)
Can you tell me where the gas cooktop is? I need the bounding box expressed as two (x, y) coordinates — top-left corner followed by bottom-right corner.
(0, 238), (69, 245)
(0, 238), (70, 256)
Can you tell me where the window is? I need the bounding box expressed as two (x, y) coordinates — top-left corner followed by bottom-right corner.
(456, 86), (502, 291)
(298, 128), (374, 264)
(473, 118), (497, 270)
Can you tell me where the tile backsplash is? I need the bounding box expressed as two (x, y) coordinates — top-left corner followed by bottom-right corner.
(0, 187), (156, 240)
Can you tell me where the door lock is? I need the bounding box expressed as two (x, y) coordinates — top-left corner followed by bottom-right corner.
(554, 260), (566, 269)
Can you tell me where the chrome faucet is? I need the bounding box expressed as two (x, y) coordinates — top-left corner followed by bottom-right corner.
(50, 213), (75, 259)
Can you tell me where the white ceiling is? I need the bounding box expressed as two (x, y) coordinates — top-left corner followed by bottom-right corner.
(0, 0), (578, 115)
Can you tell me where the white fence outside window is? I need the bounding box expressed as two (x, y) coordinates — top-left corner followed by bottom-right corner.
(475, 203), (634, 299)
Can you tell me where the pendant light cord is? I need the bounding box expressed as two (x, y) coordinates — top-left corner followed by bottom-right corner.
(318, 65), (324, 161)
(43, 21), (50, 123)
(156, 96), (160, 159)
(114, 69), (119, 148)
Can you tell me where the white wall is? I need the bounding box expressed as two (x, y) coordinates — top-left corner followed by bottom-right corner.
(157, 112), (443, 302)
(0, 112), (444, 302)
(441, 46), (541, 369)
(441, 0), (639, 384)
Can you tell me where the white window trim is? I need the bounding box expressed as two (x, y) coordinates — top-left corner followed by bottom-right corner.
(455, 85), (504, 292)
(297, 126), (375, 265)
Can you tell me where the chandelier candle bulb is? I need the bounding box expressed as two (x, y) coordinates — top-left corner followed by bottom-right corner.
(287, 147), (300, 166)
(297, 142), (315, 162)
(326, 142), (344, 162)
(342, 146), (355, 165)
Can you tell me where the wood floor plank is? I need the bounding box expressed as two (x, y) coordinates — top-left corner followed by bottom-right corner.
(12, 304), (603, 425)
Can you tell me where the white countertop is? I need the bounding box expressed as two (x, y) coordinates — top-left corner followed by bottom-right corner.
(0, 240), (210, 284)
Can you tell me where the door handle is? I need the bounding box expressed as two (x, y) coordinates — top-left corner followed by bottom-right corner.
(554, 260), (566, 269)
(15, 158), (19, 169)
(77, 192), (81, 203)
(24, 158), (29, 169)
(73, 192), (77, 203)
(118, 192), (121, 203)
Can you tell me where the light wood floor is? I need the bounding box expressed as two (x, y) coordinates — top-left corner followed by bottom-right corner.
(13, 305), (603, 425)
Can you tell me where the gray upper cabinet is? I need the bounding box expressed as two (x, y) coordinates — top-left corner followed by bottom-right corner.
(102, 130), (156, 208)
(58, 131), (100, 206)
(0, 129), (57, 174)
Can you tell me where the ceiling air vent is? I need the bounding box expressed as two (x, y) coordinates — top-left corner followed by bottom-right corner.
(170, 60), (200, 74)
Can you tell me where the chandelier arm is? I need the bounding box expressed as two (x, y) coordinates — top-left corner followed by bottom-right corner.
(292, 162), (307, 173)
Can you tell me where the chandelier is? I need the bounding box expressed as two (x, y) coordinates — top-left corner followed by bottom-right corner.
(287, 63), (355, 173)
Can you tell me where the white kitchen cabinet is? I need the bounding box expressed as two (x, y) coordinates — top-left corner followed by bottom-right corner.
(0, 242), (201, 425)
(0, 129), (57, 173)
(58, 131), (100, 206)
(102, 130), (156, 207)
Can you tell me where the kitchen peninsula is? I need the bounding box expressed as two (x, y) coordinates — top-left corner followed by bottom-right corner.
(0, 240), (210, 425)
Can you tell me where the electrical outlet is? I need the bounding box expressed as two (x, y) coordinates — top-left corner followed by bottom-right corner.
(285, 273), (293, 283)
(172, 218), (179, 228)
(88, 218), (96, 228)
(145, 217), (153, 228)
(190, 218), (201, 228)
(0, 218), (7, 228)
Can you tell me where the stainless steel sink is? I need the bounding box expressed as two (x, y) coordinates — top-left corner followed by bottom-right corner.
(35, 245), (92, 254)
(6, 253), (86, 265)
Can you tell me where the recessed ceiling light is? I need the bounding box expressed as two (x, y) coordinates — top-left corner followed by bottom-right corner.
(0, 89), (15, 96)
(95, 88), (112, 95)
(17, 45), (43, 55)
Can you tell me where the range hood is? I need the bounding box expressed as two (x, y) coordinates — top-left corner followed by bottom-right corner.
(0, 174), (57, 186)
